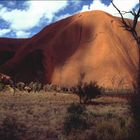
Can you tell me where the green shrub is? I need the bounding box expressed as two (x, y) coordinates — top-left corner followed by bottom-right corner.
(51, 84), (57, 91)
(43, 84), (65, 93)
(28, 82), (34, 90)
(16, 82), (25, 91)
(28, 82), (42, 92)
(67, 103), (86, 114)
(75, 81), (102, 104)
(3, 85), (14, 93)
(0, 116), (27, 140)
(61, 87), (69, 93)
(64, 103), (89, 135)
(55, 86), (62, 92)
(43, 84), (51, 92)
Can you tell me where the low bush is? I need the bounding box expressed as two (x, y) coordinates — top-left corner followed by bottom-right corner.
(28, 82), (42, 92)
(43, 84), (51, 92)
(64, 103), (89, 135)
(0, 116), (27, 140)
(75, 81), (102, 104)
(3, 85), (14, 93)
(16, 82), (25, 91)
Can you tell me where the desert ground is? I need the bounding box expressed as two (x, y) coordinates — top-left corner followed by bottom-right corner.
(0, 90), (134, 140)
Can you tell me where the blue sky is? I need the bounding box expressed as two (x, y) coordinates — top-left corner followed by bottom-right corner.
(0, 0), (139, 38)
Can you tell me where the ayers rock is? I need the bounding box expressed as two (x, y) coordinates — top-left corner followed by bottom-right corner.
(0, 10), (139, 88)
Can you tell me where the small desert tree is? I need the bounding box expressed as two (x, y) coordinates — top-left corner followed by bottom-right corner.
(75, 72), (102, 104)
(75, 81), (102, 104)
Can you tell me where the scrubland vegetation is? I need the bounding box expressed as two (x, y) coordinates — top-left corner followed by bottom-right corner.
(0, 81), (139, 140)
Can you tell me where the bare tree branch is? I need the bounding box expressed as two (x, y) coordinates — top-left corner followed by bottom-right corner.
(111, 0), (131, 31)
(121, 11), (135, 16)
(111, 0), (140, 94)
(132, 9), (137, 16)
(111, 0), (140, 42)
(132, 8), (140, 30)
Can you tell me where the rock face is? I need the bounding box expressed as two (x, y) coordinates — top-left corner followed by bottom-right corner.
(0, 10), (139, 88)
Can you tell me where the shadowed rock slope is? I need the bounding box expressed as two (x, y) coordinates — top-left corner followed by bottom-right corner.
(0, 10), (139, 88)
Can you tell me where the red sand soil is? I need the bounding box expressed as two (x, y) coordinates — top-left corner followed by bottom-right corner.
(0, 10), (139, 88)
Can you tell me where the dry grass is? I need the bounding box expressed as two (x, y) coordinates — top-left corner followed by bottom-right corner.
(0, 91), (133, 140)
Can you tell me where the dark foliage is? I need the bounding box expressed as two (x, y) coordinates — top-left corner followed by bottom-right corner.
(0, 117), (27, 140)
(64, 103), (89, 135)
(129, 93), (140, 139)
(75, 81), (102, 104)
